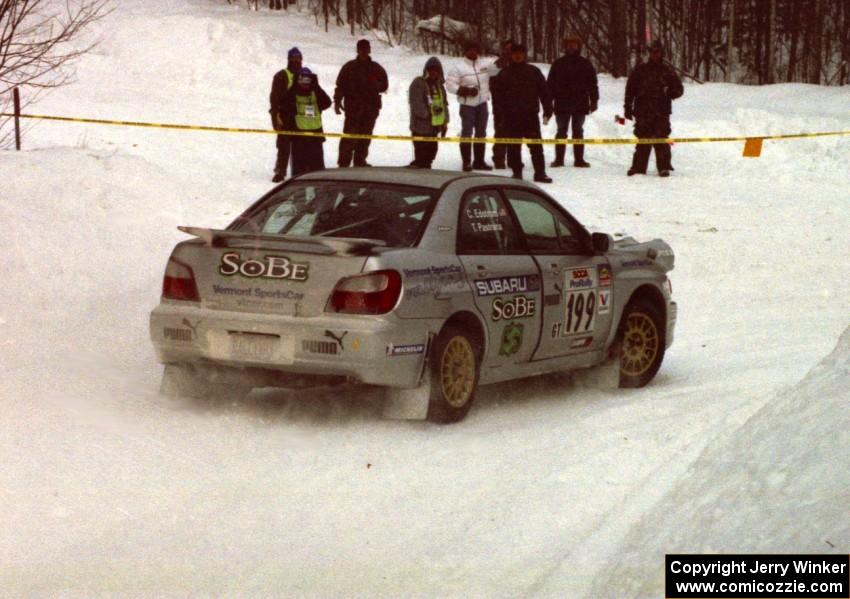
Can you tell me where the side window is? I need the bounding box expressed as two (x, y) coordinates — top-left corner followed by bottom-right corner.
(457, 190), (521, 254)
(505, 189), (585, 254)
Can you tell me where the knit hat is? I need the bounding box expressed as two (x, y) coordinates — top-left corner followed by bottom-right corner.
(297, 67), (313, 86)
(288, 47), (302, 59)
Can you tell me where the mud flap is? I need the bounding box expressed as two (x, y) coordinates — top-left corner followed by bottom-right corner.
(595, 342), (622, 390)
(382, 333), (433, 420)
(382, 379), (431, 420)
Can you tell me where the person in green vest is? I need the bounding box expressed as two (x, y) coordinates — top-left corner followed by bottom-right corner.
(281, 67), (332, 177)
(407, 57), (449, 169)
(269, 47), (303, 182)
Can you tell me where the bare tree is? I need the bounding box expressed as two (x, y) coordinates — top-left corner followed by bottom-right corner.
(1, 0), (109, 146)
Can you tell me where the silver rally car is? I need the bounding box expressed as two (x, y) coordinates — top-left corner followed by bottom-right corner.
(150, 168), (676, 423)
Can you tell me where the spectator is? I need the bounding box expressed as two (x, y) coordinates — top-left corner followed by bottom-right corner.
(281, 68), (332, 176)
(490, 43), (553, 182)
(547, 35), (599, 168)
(269, 46), (302, 182)
(333, 39), (388, 167)
(623, 40), (684, 177)
(490, 39), (515, 169)
(408, 57), (449, 169)
(446, 40), (498, 171)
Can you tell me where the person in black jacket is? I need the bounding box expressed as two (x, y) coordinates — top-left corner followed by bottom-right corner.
(269, 47), (303, 182)
(490, 43), (554, 183)
(333, 39), (389, 167)
(623, 40), (684, 177)
(547, 36), (599, 168)
(490, 39), (515, 169)
(281, 68), (333, 177)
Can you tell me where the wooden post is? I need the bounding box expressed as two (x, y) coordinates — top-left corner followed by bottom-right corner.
(13, 87), (21, 151)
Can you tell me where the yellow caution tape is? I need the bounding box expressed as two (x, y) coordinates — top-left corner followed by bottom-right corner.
(3, 112), (850, 146)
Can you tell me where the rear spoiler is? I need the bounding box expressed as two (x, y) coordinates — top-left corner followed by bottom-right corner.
(177, 226), (386, 256)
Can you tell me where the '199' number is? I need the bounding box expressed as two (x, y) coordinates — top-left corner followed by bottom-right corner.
(565, 291), (596, 334)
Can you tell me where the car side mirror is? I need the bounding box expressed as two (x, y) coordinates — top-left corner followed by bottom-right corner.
(591, 232), (611, 253)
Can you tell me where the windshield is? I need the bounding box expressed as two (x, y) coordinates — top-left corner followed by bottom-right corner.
(231, 181), (435, 248)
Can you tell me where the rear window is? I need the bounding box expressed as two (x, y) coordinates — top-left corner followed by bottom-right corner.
(232, 181), (435, 248)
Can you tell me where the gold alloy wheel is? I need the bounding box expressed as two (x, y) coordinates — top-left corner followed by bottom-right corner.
(440, 335), (476, 408)
(620, 312), (660, 377)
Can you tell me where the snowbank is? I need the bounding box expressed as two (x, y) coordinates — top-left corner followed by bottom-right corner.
(589, 327), (850, 596)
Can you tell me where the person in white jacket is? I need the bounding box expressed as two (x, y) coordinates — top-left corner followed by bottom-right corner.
(445, 40), (500, 171)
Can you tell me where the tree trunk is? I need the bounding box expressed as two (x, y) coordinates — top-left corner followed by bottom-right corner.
(801, 0), (811, 81)
(610, 0), (628, 76)
(636, 0), (647, 62)
(727, 0), (736, 81)
(843, 0), (850, 84)
(766, 0), (775, 83)
(809, 0), (822, 83)
(439, 7), (445, 55)
(787, 0), (799, 81)
(702, 0), (712, 81)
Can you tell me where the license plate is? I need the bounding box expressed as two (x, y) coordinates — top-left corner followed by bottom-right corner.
(229, 332), (278, 361)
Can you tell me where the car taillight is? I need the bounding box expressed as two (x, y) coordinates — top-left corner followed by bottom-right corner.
(329, 270), (402, 315)
(162, 257), (200, 302)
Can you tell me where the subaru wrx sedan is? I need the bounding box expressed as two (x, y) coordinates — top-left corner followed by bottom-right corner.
(150, 168), (676, 422)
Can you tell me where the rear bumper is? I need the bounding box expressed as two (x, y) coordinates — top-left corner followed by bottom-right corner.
(666, 300), (677, 348)
(150, 302), (436, 389)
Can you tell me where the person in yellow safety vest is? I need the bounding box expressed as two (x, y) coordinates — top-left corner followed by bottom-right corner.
(407, 57), (449, 169)
(269, 47), (303, 182)
(281, 67), (332, 177)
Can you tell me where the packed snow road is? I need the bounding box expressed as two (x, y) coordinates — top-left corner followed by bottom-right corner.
(1, 0), (848, 595)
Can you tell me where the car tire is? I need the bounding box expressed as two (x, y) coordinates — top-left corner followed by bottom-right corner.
(160, 363), (250, 401)
(426, 325), (481, 424)
(617, 298), (666, 388)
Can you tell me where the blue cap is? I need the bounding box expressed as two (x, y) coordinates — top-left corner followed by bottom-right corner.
(299, 67), (313, 76)
(288, 47), (302, 59)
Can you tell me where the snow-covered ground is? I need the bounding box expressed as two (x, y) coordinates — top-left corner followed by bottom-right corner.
(588, 327), (850, 597)
(1, 0), (848, 596)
